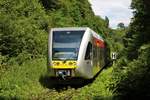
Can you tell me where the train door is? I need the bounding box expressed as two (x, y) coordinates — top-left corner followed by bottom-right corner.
(85, 42), (92, 68)
(84, 42), (93, 78)
(85, 42), (92, 60)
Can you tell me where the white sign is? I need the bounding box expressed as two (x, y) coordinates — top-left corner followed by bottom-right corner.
(111, 52), (117, 60)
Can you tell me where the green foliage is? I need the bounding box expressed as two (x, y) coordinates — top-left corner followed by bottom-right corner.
(117, 23), (125, 29)
(111, 46), (150, 98)
(0, 0), (109, 58)
(105, 16), (109, 28)
(0, 0), (114, 99)
(72, 68), (113, 100)
(107, 29), (126, 53)
(125, 0), (150, 60)
(111, 0), (150, 98)
(0, 58), (114, 99)
(0, 0), (49, 57)
(0, 58), (47, 99)
(0, 55), (8, 77)
(40, 0), (60, 10)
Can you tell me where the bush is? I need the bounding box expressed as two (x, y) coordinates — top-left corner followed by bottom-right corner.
(111, 44), (150, 98)
(0, 58), (47, 99)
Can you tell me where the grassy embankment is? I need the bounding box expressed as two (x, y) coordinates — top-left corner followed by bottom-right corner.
(0, 58), (113, 99)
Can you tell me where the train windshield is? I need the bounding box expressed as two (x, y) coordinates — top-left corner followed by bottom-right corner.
(52, 30), (85, 60)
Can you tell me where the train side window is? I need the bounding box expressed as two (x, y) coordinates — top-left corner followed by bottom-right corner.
(85, 42), (92, 60)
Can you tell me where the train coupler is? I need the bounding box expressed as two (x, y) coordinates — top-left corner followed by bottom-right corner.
(56, 70), (71, 80)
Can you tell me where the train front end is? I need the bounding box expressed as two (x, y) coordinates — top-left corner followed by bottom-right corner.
(48, 28), (85, 79)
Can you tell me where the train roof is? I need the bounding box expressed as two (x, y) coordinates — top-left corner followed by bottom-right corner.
(51, 27), (88, 31)
(50, 27), (104, 41)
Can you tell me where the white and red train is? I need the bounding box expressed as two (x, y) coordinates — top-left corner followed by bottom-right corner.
(48, 27), (110, 80)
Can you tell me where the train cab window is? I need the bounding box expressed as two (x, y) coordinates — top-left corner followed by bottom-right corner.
(85, 42), (92, 60)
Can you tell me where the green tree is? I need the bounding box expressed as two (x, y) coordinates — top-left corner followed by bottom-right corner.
(0, 0), (110, 61)
(0, 0), (49, 57)
(111, 0), (150, 98)
(117, 22), (125, 29)
(105, 16), (109, 28)
(125, 0), (150, 60)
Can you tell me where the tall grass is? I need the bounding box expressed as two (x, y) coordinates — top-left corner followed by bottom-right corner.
(0, 57), (114, 99)
(0, 58), (47, 99)
(72, 67), (113, 100)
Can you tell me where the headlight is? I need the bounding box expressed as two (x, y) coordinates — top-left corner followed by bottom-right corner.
(73, 62), (76, 66)
(52, 62), (60, 66)
(56, 62), (60, 66)
(68, 62), (73, 66)
(68, 61), (76, 66)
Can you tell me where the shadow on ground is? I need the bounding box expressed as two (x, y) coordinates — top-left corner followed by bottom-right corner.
(39, 75), (95, 91)
(39, 66), (107, 91)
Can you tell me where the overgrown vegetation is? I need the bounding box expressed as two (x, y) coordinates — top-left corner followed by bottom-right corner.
(0, 0), (112, 99)
(0, 58), (46, 99)
(0, 57), (113, 99)
(0, 0), (149, 99)
(110, 0), (150, 99)
(0, 0), (109, 57)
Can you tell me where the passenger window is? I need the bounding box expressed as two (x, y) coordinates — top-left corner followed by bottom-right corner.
(85, 42), (92, 60)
